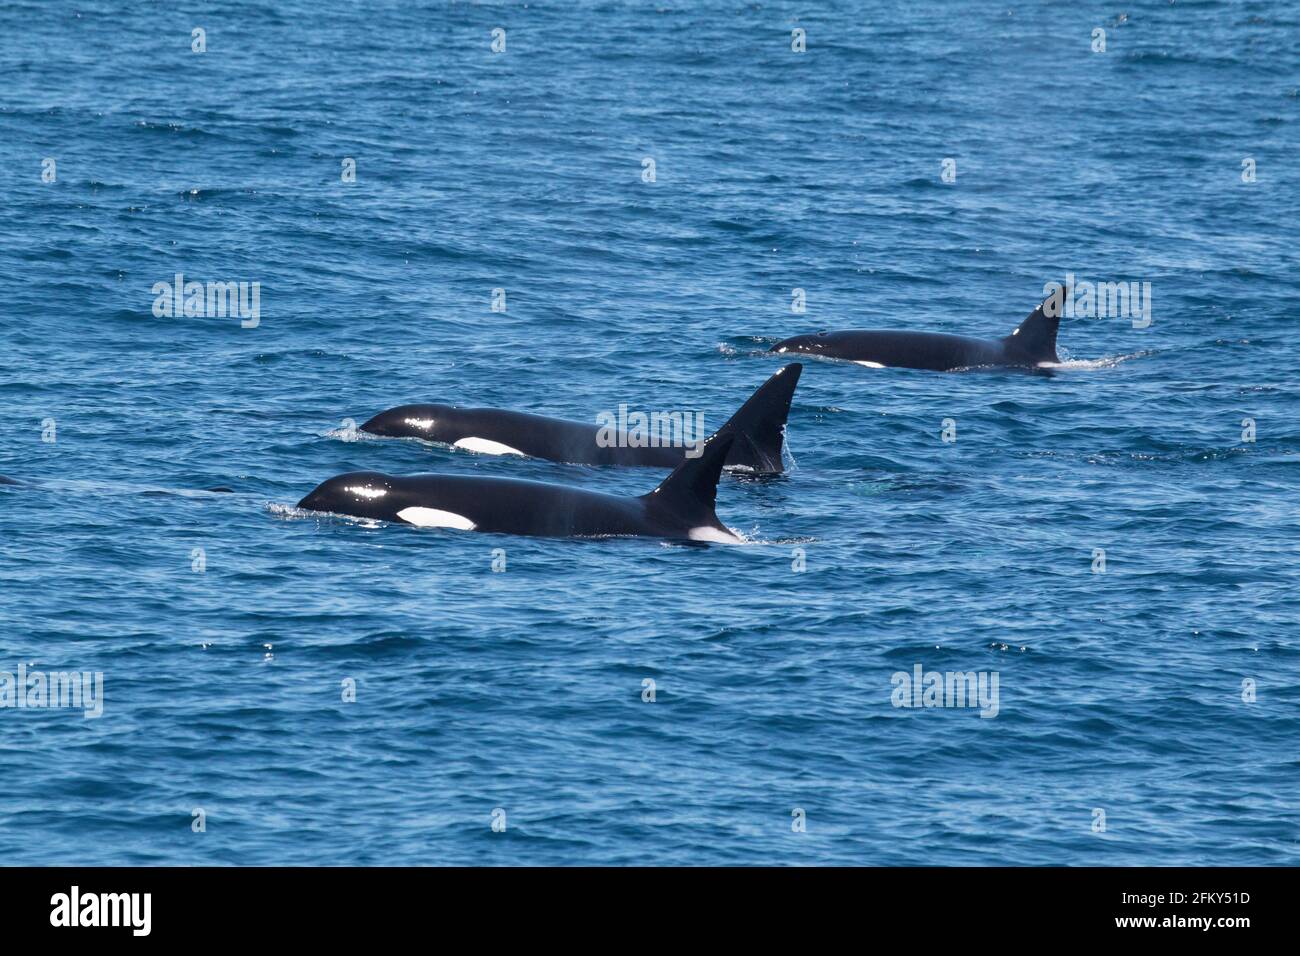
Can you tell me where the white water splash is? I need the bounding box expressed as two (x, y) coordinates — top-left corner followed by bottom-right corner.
(322, 423), (377, 442)
(267, 502), (387, 528)
(1044, 349), (1156, 371)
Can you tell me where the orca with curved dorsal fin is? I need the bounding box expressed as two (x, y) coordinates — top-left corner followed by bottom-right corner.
(297, 429), (745, 542)
(359, 365), (802, 474)
(770, 288), (1065, 371)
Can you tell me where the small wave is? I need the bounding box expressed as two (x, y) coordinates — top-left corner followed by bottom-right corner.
(714, 525), (816, 546)
(1075, 446), (1255, 467)
(716, 337), (777, 359)
(247, 349), (354, 367)
(1045, 349), (1156, 371)
(178, 186), (260, 202)
(322, 424), (377, 443)
(267, 502), (313, 519)
(131, 119), (224, 140)
(267, 502), (387, 528)
(754, 534), (817, 546)
(5, 477), (236, 498)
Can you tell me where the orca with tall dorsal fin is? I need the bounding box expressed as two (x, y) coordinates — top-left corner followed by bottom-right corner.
(770, 287), (1065, 372)
(296, 429), (746, 542)
(358, 365), (802, 474)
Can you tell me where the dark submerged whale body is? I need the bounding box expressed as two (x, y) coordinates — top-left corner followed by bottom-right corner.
(770, 289), (1064, 372)
(359, 365), (802, 474)
(297, 430), (745, 543)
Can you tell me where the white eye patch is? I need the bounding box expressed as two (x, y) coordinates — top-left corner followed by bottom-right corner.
(396, 507), (477, 530)
(453, 437), (526, 456)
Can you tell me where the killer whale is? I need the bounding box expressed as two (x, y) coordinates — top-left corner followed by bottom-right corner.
(770, 288), (1064, 372)
(358, 365), (802, 474)
(297, 429), (744, 542)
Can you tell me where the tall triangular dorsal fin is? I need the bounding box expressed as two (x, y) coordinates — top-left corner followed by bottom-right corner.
(641, 429), (736, 529)
(712, 364), (802, 473)
(1002, 285), (1064, 364)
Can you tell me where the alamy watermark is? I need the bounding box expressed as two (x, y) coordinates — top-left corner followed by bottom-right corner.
(1, 664), (103, 718)
(50, 886), (150, 936)
(891, 664), (999, 718)
(596, 406), (706, 457)
(1044, 274), (1152, 329)
(152, 273), (260, 328)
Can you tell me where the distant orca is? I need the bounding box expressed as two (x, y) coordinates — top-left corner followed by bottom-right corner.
(770, 288), (1064, 371)
(359, 365), (802, 474)
(297, 430), (746, 542)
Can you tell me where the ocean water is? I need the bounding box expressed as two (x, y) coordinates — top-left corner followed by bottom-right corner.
(1, 0), (1297, 866)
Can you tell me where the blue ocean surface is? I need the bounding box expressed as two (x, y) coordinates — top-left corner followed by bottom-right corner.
(1, 1), (1297, 866)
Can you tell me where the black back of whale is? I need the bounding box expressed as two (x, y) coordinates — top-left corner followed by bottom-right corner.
(297, 430), (740, 541)
(770, 289), (1064, 371)
(359, 365), (801, 473)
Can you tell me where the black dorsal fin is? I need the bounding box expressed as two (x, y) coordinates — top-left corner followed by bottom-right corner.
(641, 429), (736, 529)
(712, 364), (802, 473)
(1002, 285), (1065, 364)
